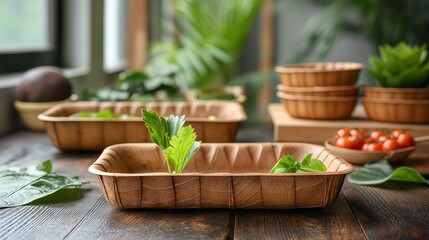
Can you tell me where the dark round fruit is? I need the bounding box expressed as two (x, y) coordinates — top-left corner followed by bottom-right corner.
(15, 66), (72, 102)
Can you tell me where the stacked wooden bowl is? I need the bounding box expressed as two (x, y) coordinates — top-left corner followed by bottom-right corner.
(275, 62), (363, 120)
(362, 87), (429, 123)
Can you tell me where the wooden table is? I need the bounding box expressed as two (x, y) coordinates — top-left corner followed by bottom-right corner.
(1, 128), (428, 240)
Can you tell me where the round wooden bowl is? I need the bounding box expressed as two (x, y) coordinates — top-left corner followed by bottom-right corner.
(364, 87), (429, 99)
(275, 62), (363, 87)
(277, 84), (359, 97)
(15, 98), (71, 131)
(362, 97), (429, 123)
(277, 92), (357, 120)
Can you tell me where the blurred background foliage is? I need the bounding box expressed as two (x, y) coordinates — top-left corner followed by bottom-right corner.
(287, 0), (429, 63)
(82, 0), (429, 120)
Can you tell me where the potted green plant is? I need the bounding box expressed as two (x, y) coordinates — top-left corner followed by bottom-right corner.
(363, 42), (429, 123)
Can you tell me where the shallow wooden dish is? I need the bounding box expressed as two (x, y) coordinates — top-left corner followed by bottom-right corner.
(14, 98), (72, 131)
(38, 101), (247, 151)
(362, 97), (429, 123)
(88, 143), (354, 209)
(275, 62), (363, 87)
(277, 92), (357, 120)
(277, 84), (359, 97)
(324, 140), (412, 165)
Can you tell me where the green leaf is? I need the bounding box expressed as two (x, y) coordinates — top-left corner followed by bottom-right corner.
(95, 109), (119, 119)
(0, 174), (89, 208)
(164, 126), (200, 173)
(0, 160), (89, 208)
(298, 154), (327, 173)
(300, 153), (313, 167)
(142, 109), (170, 150)
(269, 155), (299, 174)
(270, 154), (327, 174)
(347, 160), (429, 186)
(167, 114), (185, 138)
(0, 160), (51, 200)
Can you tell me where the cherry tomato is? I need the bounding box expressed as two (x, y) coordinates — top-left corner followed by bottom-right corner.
(363, 142), (383, 152)
(377, 135), (389, 143)
(336, 128), (350, 139)
(382, 138), (400, 152)
(335, 137), (354, 149)
(390, 130), (404, 139)
(350, 129), (366, 138)
(370, 130), (386, 141)
(397, 133), (415, 148)
(348, 135), (365, 150)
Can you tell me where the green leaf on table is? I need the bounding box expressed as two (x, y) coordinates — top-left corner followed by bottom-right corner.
(347, 160), (429, 185)
(0, 160), (89, 208)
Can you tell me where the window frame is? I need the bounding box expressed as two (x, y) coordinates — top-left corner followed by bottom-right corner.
(0, 0), (61, 74)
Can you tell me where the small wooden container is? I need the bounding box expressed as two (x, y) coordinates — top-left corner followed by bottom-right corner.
(275, 62), (363, 87)
(364, 87), (429, 99)
(88, 143), (354, 209)
(38, 101), (247, 151)
(14, 99), (71, 131)
(277, 92), (357, 120)
(277, 84), (359, 97)
(362, 97), (429, 123)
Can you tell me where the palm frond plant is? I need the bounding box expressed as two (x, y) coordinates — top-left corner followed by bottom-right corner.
(80, 0), (263, 102)
(145, 0), (264, 90)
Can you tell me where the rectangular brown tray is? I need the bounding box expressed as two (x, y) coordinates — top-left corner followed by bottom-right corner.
(88, 143), (354, 209)
(38, 101), (247, 151)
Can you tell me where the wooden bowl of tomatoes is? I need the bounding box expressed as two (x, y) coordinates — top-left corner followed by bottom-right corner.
(324, 128), (428, 165)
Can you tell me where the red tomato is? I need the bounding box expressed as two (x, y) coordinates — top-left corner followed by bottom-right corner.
(397, 133), (415, 148)
(390, 130), (404, 139)
(377, 135), (389, 143)
(336, 128), (350, 139)
(370, 130), (386, 141)
(348, 135), (365, 150)
(335, 137), (354, 149)
(382, 139), (400, 152)
(363, 142), (383, 152)
(350, 129), (366, 138)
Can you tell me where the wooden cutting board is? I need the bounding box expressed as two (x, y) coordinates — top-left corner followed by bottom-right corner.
(269, 103), (429, 175)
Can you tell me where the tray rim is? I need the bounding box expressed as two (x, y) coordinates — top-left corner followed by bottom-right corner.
(38, 101), (247, 123)
(88, 142), (355, 177)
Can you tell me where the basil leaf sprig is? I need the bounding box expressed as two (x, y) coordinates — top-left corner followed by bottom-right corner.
(142, 109), (201, 173)
(0, 160), (89, 208)
(269, 153), (327, 174)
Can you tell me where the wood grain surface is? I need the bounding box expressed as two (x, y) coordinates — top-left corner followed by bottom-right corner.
(1, 129), (428, 240)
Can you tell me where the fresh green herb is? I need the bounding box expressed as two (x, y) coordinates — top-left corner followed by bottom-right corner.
(347, 160), (429, 186)
(0, 160), (89, 208)
(142, 110), (201, 173)
(70, 109), (134, 119)
(269, 153), (327, 174)
(367, 42), (429, 88)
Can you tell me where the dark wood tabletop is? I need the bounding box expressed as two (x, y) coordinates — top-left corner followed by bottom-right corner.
(1, 125), (428, 240)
